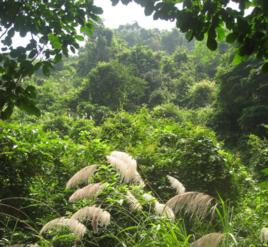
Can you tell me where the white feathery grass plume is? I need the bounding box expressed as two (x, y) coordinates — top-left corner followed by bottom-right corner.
(66, 165), (97, 189)
(110, 151), (137, 169)
(260, 227), (268, 244)
(126, 191), (142, 212)
(143, 193), (156, 202)
(167, 175), (186, 195)
(154, 202), (175, 221)
(40, 217), (87, 239)
(190, 232), (224, 247)
(99, 210), (111, 227)
(107, 151), (137, 182)
(71, 205), (111, 233)
(107, 151), (144, 186)
(133, 171), (146, 187)
(69, 183), (104, 202)
(166, 192), (215, 219)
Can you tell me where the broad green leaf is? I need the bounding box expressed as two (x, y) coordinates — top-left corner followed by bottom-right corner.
(216, 25), (225, 41)
(48, 33), (62, 49)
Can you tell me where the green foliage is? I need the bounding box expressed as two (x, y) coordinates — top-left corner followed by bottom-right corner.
(78, 61), (138, 110)
(246, 134), (268, 183)
(1, 17), (267, 247)
(76, 103), (112, 125)
(191, 41), (231, 79)
(232, 188), (268, 246)
(115, 0), (268, 68)
(99, 109), (241, 201)
(115, 23), (194, 53)
(2, 22), (226, 119)
(211, 60), (268, 142)
(117, 45), (161, 78)
(188, 80), (216, 108)
(151, 104), (213, 126)
(76, 24), (114, 77)
(0, 0), (102, 118)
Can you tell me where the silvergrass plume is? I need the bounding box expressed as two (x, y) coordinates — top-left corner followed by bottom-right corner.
(107, 151), (144, 186)
(69, 183), (104, 202)
(166, 192), (215, 219)
(133, 171), (145, 187)
(126, 191), (142, 212)
(190, 232), (224, 247)
(167, 175), (186, 195)
(154, 201), (175, 221)
(66, 165), (97, 189)
(72, 205), (111, 233)
(143, 193), (157, 202)
(260, 227), (268, 244)
(40, 217), (87, 239)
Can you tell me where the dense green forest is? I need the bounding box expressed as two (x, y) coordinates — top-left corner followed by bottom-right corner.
(1, 21), (268, 246)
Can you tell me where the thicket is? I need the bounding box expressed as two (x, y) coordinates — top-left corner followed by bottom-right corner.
(0, 23), (267, 246)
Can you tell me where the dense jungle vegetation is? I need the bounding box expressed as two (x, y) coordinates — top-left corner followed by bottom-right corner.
(1, 13), (268, 247)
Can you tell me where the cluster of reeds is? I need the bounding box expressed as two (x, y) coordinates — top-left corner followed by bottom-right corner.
(39, 151), (224, 246)
(165, 175), (226, 246)
(40, 163), (110, 239)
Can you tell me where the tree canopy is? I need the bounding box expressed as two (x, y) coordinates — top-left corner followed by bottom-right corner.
(1, 0), (267, 119)
(112, 0), (268, 66)
(0, 0), (102, 119)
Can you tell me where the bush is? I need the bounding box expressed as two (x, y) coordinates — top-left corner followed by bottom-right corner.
(138, 123), (241, 200)
(188, 80), (216, 108)
(98, 110), (241, 201)
(232, 188), (268, 246)
(245, 133), (268, 182)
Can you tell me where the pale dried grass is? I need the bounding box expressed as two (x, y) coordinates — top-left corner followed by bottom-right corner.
(40, 217), (87, 238)
(142, 193), (157, 202)
(166, 192), (214, 219)
(126, 191), (142, 212)
(71, 205), (111, 233)
(107, 151), (144, 186)
(167, 175), (186, 195)
(66, 165), (97, 189)
(154, 202), (175, 221)
(260, 227), (268, 244)
(69, 183), (104, 202)
(190, 232), (224, 247)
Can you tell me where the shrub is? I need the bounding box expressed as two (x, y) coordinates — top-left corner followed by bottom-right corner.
(188, 80), (216, 108)
(31, 152), (223, 247)
(246, 133), (268, 182)
(99, 110), (241, 201)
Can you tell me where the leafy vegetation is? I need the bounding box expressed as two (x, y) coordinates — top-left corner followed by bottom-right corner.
(113, 0), (268, 69)
(0, 0), (103, 118)
(0, 19), (267, 247)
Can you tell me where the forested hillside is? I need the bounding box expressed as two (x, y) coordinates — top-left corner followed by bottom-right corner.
(1, 23), (267, 247)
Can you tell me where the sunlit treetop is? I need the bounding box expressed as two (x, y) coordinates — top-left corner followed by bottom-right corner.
(0, 0), (267, 119)
(112, 0), (268, 67)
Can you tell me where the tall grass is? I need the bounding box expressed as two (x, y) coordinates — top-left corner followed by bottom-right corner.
(1, 151), (242, 247)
